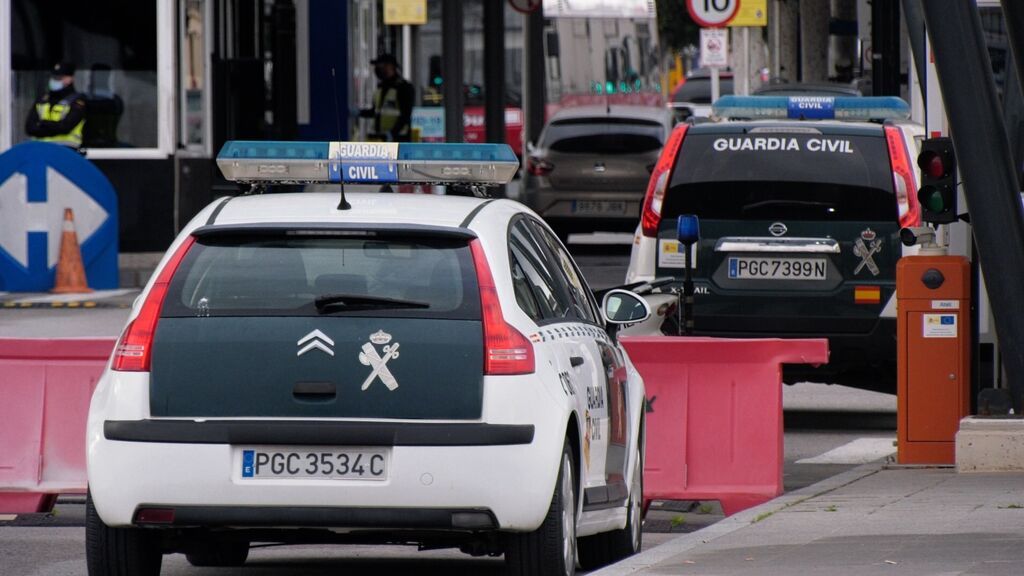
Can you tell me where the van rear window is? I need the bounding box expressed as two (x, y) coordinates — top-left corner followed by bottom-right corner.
(162, 234), (480, 319)
(664, 132), (897, 221)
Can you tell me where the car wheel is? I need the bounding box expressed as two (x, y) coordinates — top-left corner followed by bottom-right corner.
(578, 430), (644, 569)
(505, 440), (577, 576)
(185, 542), (250, 567)
(85, 490), (162, 576)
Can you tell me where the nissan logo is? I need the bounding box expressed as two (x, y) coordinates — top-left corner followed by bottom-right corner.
(769, 222), (788, 237)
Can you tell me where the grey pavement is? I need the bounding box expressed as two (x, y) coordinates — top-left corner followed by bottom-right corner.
(594, 464), (1024, 576)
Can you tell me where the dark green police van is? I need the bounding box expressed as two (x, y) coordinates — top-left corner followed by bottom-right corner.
(626, 96), (923, 392)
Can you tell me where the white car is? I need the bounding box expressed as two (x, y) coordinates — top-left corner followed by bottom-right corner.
(86, 141), (647, 576)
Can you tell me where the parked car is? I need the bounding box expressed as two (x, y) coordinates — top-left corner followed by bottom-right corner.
(522, 105), (674, 240)
(86, 141), (648, 576)
(625, 96), (924, 393)
(669, 68), (735, 121)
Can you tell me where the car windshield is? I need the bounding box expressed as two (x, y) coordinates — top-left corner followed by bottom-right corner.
(162, 234), (479, 319)
(673, 78), (735, 104)
(542, 117), (664, 154)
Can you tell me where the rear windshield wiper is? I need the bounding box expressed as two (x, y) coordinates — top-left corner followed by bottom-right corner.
(314, 293), (429, 313)
(741, 199), (836, 212)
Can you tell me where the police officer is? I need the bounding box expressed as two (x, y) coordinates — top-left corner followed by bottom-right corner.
(25, 62), (87, 150)
(360, 54), (414, 142)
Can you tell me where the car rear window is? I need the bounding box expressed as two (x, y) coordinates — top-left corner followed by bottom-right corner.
(673, 78), (735, 104)
(162, 234), (480, 319)
(543, 117), (664, 154)
(664, 132), (896, 221)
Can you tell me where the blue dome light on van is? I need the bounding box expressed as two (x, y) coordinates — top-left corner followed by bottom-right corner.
(712, 96), (911, 121)
(216, 141), (519, 186)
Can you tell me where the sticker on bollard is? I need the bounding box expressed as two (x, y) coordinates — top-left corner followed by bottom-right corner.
(619, 336), (828, 516)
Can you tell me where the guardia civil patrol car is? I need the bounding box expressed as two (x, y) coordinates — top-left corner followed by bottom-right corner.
(626, 96), (923, 393)
(86, 141), (647, 576)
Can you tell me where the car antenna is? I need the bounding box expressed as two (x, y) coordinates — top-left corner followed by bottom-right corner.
(331, 66), (351, 210)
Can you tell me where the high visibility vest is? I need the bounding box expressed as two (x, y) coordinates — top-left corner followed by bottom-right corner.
(34, 95), (85, 148)
(373, 84), (409, 137)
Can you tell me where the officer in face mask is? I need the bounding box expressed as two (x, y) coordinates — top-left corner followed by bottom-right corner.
(359, 54), (414, 142)
(26, 62), (88, 150)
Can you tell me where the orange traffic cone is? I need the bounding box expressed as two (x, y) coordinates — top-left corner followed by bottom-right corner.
(52, 208), (92, 294)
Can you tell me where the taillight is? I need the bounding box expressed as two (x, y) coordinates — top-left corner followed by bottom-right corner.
(112, 236), (195, 372)
(527, 156), (554, 176)
(641, 124), (688, 237)
(469, 239), (535, 375)
(884, 125), (920, 229)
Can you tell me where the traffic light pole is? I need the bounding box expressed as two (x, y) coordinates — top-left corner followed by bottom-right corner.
(922, 0), (1024, 413)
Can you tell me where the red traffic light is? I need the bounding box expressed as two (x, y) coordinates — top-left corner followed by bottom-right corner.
(917, 150), (948, 179)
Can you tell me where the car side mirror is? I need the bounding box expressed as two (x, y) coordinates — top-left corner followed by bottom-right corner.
(602, 289), (651, 325)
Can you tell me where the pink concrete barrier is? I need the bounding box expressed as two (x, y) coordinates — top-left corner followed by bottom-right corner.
(619, 336), (829, 516)
(0, 338), (115, 513)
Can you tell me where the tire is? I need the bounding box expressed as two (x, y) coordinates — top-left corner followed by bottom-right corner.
(185, 542), (250, 567)
(85, 491), (162, 576)
(578, 430), (644, 569)
(506, 440), (577, 576)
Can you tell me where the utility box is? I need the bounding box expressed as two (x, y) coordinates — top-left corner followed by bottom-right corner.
(897, 255), (971, 464)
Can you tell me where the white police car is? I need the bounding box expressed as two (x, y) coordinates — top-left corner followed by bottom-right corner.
(86, 141), (648, 576)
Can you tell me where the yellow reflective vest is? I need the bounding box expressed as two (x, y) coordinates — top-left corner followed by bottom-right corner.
(34, 95), (85, 148)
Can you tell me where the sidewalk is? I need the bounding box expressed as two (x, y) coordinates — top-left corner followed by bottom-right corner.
(599, 464), (1024, 576)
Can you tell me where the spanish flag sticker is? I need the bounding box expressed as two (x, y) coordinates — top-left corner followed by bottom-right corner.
(854, 286), (881, 304)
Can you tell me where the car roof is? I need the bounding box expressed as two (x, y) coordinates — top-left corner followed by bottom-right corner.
(206, 192), (494, 230)
(753, 82), (862, 97)
(548, 105), (672, 124)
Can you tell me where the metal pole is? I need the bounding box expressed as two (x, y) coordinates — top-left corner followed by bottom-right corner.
(484, 0), (506, 145)
(923, 0), (1024, 413)
(402, 24), (412, 89)
(901, 0), (926, 99)
(742, 27), (750, 96)
(442, 0), (464, 142)
(523, 4), (545, 154)
(711, 68), (720, 103)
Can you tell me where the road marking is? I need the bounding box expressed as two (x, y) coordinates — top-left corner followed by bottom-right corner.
(0, 514), (16, 521)
(7, 289), (134, 304)
(796, 437), (896, 465)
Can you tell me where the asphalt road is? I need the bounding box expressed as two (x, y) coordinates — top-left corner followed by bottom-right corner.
(0, 239), (897, 575)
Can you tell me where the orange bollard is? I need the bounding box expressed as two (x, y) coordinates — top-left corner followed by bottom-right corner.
(51, 208), (93, 294)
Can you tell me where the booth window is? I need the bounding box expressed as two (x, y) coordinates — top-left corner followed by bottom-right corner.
(11, 0), (157, 149)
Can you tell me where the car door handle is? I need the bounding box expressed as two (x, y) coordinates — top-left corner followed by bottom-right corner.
(570, 356), (585, 368)
(293, 381), (336, 401)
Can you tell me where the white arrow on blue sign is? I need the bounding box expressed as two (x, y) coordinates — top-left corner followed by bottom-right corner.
(0, 142), (119, 291)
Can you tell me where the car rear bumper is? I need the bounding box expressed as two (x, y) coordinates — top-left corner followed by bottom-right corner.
(87, 373), (569, 533)
(522, 187), (643, 221)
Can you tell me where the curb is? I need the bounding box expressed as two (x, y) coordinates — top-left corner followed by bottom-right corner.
(589, 460), (887, 575)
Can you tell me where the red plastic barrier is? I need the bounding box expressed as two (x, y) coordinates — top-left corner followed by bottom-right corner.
(619, 336), (828, 516)
(0, 338), (115, 513)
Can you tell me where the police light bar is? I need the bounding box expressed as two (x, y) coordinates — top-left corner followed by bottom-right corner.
(216, 141), (520, 186)
(712, 96), (911, 121)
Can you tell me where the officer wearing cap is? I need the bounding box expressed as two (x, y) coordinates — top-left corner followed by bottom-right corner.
(360, 54), (414, 142)
(25, 62), (87, 149)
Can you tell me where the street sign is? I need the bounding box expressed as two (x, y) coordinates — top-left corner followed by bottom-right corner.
(687, 0), (739, 28)
(728, 0), (768, 27)
(700, 28), (730, 68)
(509, 0), (541, 15)
(383, 0), (426, 25)
(0, 142), (119, 291)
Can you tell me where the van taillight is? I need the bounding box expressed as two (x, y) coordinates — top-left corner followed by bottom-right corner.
(469, 239), (535, 375)
(112, 236), (195, 372)
(641, 124), (688, 237)
(885, 125), (920, 229)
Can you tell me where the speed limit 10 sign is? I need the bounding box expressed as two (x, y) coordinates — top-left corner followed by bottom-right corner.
(687, 0), (739, 27)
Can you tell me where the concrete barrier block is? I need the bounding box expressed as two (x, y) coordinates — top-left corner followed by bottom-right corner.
(956, 416), (1024, 472)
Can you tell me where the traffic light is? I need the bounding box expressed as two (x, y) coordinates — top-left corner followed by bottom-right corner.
(916, 137), (958, 224)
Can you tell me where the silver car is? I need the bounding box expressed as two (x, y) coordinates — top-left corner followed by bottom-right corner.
(522, 105), (674, 239)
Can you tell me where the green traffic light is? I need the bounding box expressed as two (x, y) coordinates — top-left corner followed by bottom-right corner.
(919, 186), (946, 212)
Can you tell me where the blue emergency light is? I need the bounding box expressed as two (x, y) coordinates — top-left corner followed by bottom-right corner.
(216, 141), (519, 186)
(712, 96), (911, 121)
